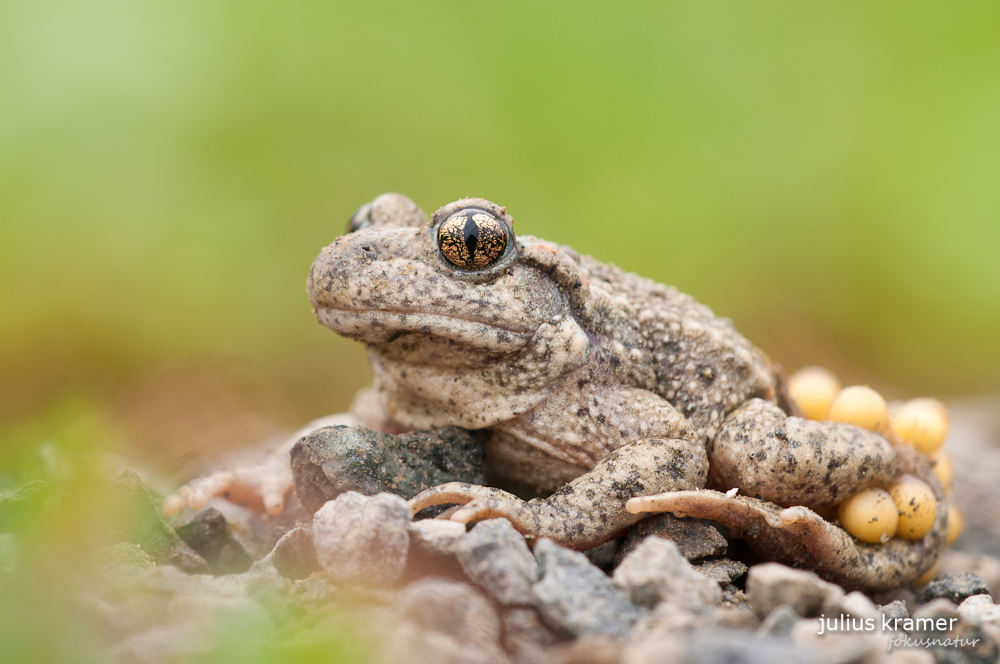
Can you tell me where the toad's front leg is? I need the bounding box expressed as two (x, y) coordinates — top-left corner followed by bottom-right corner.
(410, 436), (707, 550)
(409, 384), (707, 550)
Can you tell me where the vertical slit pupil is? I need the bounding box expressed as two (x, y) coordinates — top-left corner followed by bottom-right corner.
(463, 216), (479, 261)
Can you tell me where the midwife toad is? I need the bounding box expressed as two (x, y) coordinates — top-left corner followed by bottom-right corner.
(166, 193), (948, 590)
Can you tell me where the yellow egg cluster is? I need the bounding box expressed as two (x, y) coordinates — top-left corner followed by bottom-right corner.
(787, 366), (964, 549)
(837, 488), (898, 544)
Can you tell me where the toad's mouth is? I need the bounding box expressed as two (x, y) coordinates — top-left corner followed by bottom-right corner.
(313, 306), (535, 352)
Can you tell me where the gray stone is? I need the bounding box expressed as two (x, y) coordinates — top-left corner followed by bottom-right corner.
(532, 538), (642, 639)
(174, 508), (253, 575)
(116, 470), (210, 574)
(618, 513), (727, 563)
(500, 607), (560, 664)
(290, 425), (487, 512)
(911, 597), (959, 623)
(958, 594), (1000, 627)
(834, 591), (882, 622)
(455, 519), (538, 606)
(268, 525), (318, 580)
(614, 537), (723, 610)
(745, 563), (844, 619)
(386, 577), (508, 664)
(758, 603), (801, 636)
(694, 558), (748, 586)
(312, 491), (410, 586)
(918, 572), (991, 605)
(878, 599), (909, 621)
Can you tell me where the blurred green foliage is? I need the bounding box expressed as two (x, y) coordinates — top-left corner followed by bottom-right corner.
(1, 2), (999, 660)
(3, 0), (1000, 423)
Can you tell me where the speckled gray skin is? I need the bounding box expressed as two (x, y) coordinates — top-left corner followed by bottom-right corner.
(708, 399), (900, 508)
(308, 193), (783, 548)
(306, 194), (950, 582)
(627, 445), (948, 591)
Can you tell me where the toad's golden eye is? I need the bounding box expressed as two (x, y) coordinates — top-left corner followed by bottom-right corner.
(437, 209), (509, 269)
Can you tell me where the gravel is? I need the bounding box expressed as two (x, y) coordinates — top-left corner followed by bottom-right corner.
(532, 538), (642, 639)
(455, 519), (538, 606)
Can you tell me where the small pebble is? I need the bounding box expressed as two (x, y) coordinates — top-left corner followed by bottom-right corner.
(918, 572), (991, 605)
(454, 519), (539, 606)
(613, 537), (723, 610)
(312, 491), (411, 586)
(532, 538), (641, 639)
(694, 558), (749, 587)
(745, 563), (844, 619)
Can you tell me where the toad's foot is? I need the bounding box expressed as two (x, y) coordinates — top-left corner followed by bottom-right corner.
(162, 450), (293, 517)
(409, 436), (707, 551)
(162, 413), (357, 517)
(626, 486), (947, 592)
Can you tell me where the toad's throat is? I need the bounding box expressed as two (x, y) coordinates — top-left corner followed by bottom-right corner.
(314, 306), (534, 352)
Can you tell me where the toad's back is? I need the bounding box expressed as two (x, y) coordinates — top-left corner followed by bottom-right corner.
(575, 253), (780, 444)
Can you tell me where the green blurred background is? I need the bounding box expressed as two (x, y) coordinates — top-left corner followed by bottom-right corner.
(2, 2), (999, 661)
(2, 0), (999, 472)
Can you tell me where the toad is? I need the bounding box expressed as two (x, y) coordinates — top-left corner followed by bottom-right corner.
(166, 193), (947, 590)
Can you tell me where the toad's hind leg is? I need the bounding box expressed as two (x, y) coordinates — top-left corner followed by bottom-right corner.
(626, 460), (948, 591)
(409, 436), (707, 551)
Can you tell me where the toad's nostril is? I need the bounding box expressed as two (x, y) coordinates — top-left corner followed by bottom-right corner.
(362, 245), (372, 252)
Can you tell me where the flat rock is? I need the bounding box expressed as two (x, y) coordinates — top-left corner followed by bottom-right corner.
(455, 519), (538, 606)
(386, 577), (508, 664)
(533, 538), (642, 639)
(614, 537), (723, 610)
(745, 563), (844, 619)
(116, 470), (210, 574)
(694, 558), (748, 586)
(618, 513), (727, 563)
(312, 491), (410, 586)
(290, 425), (488, 512)
(918, 572), (991, 605)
